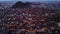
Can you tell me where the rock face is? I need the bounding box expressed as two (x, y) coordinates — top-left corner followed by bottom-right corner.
(12, 1), (31, 8)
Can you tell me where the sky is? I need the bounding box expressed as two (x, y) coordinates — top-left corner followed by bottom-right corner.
(0, 0), (60, 2)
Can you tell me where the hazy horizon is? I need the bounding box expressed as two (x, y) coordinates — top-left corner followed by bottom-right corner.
(0, 0), (60, 2)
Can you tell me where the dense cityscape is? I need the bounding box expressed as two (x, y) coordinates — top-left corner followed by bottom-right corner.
(0, 1), (60, 34)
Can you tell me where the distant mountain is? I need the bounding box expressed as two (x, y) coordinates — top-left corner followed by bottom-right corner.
(12, 1), (31, 8)
(0, 1), (60, 9)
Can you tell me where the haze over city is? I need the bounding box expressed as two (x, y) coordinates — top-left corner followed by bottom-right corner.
(0, 0), (60, 2)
